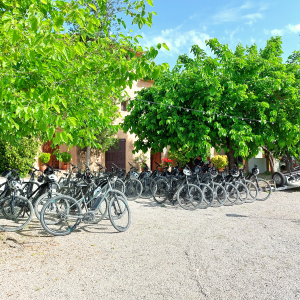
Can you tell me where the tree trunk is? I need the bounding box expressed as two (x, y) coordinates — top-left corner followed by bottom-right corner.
(86, 146), (91, 166)
(262, 146), (276, 174)
(225, 138), (235, 169)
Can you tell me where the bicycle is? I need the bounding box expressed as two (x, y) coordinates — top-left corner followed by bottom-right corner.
(40, 173), (130, 235)
(0, 167), (34, 232)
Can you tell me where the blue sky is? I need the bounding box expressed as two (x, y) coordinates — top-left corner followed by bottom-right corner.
(127, 0), (300, 69)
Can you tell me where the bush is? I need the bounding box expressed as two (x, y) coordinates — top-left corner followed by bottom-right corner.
(53, 150), (72, 163)
(61, 152), (72, 163)
(0, 137), (41, 177)
(39, 153), (51, 164)
(211, 155), (228, 169)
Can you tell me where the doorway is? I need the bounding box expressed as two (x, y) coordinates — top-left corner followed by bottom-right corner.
(151, 152), (161, 171)
(105, 139), (126, 172)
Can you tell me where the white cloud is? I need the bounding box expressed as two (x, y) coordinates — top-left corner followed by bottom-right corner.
(240, 1), (254, 9)
(189, 14), (197, 20)
(203, 26), (207, 31)
(251, 37), (255, 43)
(212, 1), (266, 24)
(259, 4), (269, 11)
(141, 28), (211, 58)
(230, 27), (240, 41)
(263, 23), (300, 37)
(271, 29), (285, 36)
(242, 13), (263, 20)
(286, 24), (300, 33)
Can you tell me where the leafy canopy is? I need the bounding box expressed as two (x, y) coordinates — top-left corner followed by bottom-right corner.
(0, 0), (168, 148)
(123, 37), (300, 165)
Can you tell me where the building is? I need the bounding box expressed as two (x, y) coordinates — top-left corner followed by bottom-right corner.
(37, 79), (167, 173)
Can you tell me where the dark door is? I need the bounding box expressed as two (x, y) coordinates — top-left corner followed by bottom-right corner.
(151, 152), (161, 171)
(42, 141), (60, 169)
(105, 139), (126, 172)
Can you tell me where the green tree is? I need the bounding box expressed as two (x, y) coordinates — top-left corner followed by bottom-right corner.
(123, 37), (300, 170)
(0, 0), (168, 149)
(0, 137), (41, 177)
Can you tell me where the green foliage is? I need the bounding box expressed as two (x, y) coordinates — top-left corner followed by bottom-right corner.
(39, 153), (51, 164)
(0, 137), (41, 177)
(168, 148), (191, 168)
(123, 37), (300, 168)
(0, 0), (168, 148)
(53, 151), (72, 163)
(211, 155), (228, 169)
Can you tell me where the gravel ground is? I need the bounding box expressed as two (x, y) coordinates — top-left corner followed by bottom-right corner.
(0, 189), (300, 300)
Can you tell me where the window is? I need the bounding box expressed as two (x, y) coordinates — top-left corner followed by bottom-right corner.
(121, 101), (127, 111)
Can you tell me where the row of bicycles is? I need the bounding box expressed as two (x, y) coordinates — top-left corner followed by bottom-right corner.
(0, 163), (131, 236)
(116, 161), (272, 210)
(0, 160), (272, 236)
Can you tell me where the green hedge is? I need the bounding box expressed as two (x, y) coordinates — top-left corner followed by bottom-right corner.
(0, 137), (41, 177)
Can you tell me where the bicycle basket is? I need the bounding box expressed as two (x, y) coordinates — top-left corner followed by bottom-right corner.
(183, 168), (192, 176)
(231, 170), (239, 178)
(211, 170), (218, 178)
(130, 172), (139, 179)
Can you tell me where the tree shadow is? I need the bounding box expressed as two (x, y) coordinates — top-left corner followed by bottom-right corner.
(226, 213), (249, 218)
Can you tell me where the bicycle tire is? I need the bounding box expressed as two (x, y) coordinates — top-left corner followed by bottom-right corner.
(235, 181), (249, 203)
(124, 178), (142, 200)
(21, 181), (40, 199)
(152, 179), (169, 204)
(0, 195), (33, 232)
(210, 182), (227, 207)
(108, 190), (131, 232)
(196, 183), (214, 208)
(113, 179), (125, 193)
(177, 184), (203, 210)
(252, 178), (272, 201)
(40, 195), (81, 236)
(245, 180), (258, 203)
(140, 177), (157, 199)
(34, 192), (62, 220)
(224, 183), (239, 205)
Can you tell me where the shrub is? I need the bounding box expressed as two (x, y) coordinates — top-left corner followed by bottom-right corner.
(211, 155), (228, 169)
(0, 137), (41, 177)
(60, 152), (72, 163)
(39, 153), (51, 164)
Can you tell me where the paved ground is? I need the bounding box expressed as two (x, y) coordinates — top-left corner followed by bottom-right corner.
(0, 189), (300, 300)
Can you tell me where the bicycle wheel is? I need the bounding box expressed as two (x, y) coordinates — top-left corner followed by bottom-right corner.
(21, 181), (40, 199)
(209, 182), (227, 207)
(177, 184), (203, 210)
(124, 179), (142, 200)
(152, 179), (169, 204)
(140, 178), (157, 199)
(34, 191), (61, 220)
(235, 182), (249, 203)
(252, 178), (272, 201)
(108, 191), (131, 232)
(113, 179), (125, 193)
(197, 183), (214, 208)
(0, 182), (9, 199)
(40, 195), (81, 236)
(0, 195), (33, 232)
(245, 180), (258, 203)
(225, 183), (239, 205)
